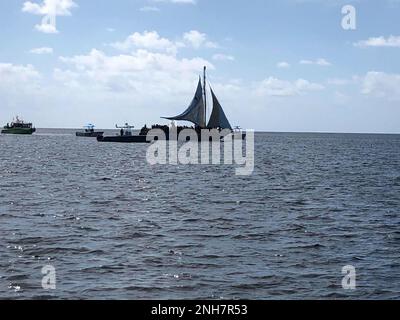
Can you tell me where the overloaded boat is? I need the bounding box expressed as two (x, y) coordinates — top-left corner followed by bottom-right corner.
(1, 117), (36, 135)
(76, 124), (104, 137)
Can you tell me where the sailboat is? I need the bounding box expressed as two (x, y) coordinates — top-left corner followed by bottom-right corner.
(162, 66), (245, 140)
(96, 67), (245, 143)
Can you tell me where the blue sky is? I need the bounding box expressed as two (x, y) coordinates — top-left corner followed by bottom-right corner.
(0, 0), (399, 132)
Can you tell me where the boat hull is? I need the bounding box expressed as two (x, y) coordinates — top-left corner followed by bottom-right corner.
(97, 135), (150, 143)
(76, 132), (104, 137)
(1, 128), (36, 135)
(96, 131), (245, 143)
(149, 131), (247, 141)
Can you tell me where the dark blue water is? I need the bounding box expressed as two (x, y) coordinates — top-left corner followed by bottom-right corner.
(0, 129), (399, 299)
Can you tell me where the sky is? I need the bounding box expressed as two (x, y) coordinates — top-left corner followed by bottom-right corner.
(0, 0), (399, 133)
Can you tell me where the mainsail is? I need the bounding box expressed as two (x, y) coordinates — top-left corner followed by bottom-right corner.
(163, 68), (234, 131)
(207, 89), (232, 130)
(163, 78), (206, 128)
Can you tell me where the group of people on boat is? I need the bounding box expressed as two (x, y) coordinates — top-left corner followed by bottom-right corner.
(2, 116), (36, 135)
(4, 120), (34, 130)
(138, 123), (196, 136)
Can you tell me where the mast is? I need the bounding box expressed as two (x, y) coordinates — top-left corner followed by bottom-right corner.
(203, 66), (207, 128)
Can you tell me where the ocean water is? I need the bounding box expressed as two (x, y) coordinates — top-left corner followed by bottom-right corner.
(0, 129), (399, 300)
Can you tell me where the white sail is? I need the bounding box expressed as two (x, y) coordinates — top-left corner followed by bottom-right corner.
(163, 78), (206, 128)
(207, 89), (232, 130)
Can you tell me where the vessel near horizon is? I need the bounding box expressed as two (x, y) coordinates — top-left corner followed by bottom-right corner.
(76, 124), (104, 138)
(97, 123), (149, 143)
(160, 66), (246, 140)
(1, 116), (36, 135)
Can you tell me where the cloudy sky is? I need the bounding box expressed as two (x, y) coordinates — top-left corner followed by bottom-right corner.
(0, 0), (399, 132)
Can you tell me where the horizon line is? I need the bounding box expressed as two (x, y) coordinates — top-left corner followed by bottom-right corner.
(34, 128), (400, 135)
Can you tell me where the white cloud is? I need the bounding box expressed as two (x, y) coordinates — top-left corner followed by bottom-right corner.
(354, 35), (400, 48)
(361, 71), (400, 100)
(183, 30), (218, 49)
(62, 30), (217, 82)
(255, 77), (324, 97)
(300, 58), (331, 66)
(183, 30), (206, 49)
(35, 24), (58, 34)
(22, 0), (76, 15)
(111, 31), (178, 55)
(30, 47), (54, 54)
(22, 0), (77, 33)
(277, 61), (290, 68)
(58, 48), (214, 95)
(0, 63), (41, 84)
(212, 54), (235, 62)
(111, 30), (218, 55)
(0, 63), (42, 99)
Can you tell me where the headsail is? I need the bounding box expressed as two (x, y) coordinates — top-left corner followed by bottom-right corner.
(207, 89), (232, 130)
(163, 78), (206, 128)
